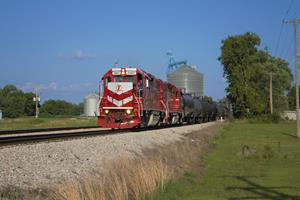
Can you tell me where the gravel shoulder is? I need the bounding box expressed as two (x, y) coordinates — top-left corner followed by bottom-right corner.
(0, 122), (220, 189)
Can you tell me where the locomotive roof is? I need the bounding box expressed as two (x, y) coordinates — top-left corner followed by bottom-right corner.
(101, 67), (154, 80)
(101, 67), (180, 91)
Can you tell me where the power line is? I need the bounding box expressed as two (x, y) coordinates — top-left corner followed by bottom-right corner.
(275, 24), (285, 57)
(283, 34), (294, 60)
(291, 2), (300, 17)
(280, 27), (292, 58)
(275, 0), (294, 57)
(285, 0), (294, 19)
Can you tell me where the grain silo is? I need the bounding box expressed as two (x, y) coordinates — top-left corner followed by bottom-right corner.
(167, 64), (203, 97)
(84, 93), (99, 117)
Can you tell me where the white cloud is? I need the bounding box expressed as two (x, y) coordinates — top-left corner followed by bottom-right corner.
(19, 82), (97, 97)
(20, 82), (58, 93)
(57, 49), (97, 60)
(60, 82), (96, 92)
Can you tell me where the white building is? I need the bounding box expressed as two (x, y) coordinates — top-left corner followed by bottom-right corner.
(84, 93), (99, 117)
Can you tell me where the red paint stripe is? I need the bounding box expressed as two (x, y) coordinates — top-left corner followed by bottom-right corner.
(106, 90), (133, 101)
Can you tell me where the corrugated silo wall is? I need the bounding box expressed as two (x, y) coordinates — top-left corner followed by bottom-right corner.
(167, 65), (203, 97)
(84, 94), (99, 117)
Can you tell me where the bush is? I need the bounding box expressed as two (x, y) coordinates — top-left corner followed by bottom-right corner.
(40, 100), (81, 116)
(247, 113), (281, 124)
(262, 145), (275, 159)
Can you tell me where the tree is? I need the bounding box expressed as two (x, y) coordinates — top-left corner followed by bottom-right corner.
(40, 100), (80, 116)
(0, 84), (82, 118)
(0, 85), (26, 118)
(218, 97), (230, 107)
(75, 102), (84, 115)
(219, 32), (292, 117)
(287, 85), (300, 111)
(24, 92), (36, 116)
(202, 96), (214, 103)
(219, 32), (261, 117)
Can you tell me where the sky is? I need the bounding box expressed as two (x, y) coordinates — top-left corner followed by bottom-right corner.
(0, 0), (299, 103)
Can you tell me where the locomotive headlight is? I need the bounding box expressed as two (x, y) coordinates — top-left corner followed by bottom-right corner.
(126, 109), (132, 115)
(104, 109), (109, 114)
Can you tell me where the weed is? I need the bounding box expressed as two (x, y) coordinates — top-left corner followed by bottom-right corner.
(261, 145), (275, 159)
(0, 187), (23, 200)
(50, 158), (172, 200)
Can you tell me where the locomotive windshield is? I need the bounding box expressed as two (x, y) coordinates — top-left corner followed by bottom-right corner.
(113, 75), (134, 82)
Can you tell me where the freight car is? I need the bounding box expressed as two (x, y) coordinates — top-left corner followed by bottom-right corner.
(98, 67), (228, 129)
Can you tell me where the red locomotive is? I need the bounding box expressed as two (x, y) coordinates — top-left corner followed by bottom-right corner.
(98, 67), (182, 129)
(98, 67), (229, 129)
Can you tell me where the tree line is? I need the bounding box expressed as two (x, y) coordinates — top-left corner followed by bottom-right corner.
(0, 85), (83, 118)
(219, 32), (295, 118)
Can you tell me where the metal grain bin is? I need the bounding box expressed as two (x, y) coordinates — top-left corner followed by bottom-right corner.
(84, 93), (99, 117)
(167, 64), (203, 97)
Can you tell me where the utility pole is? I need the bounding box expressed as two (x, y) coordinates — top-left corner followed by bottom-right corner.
(269, 73), (273, 114)
(33, 88), (40, 119)
(284, 18), (300, 138)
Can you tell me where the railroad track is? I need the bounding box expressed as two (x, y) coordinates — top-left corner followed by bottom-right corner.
(0, 128), (125, 146)
(0, 124), (163, 146)
(0, 122), (204, 146)
(0, 126), (100, 135)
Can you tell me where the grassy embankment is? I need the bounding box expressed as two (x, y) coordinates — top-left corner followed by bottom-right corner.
(154, 121), (300, 200)
(0, 117), (98, 130)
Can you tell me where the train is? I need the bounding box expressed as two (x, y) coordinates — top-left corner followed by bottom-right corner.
(98, 67), (229, 129)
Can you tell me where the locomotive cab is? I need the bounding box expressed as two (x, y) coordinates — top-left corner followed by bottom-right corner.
(98, 67), (146, 129)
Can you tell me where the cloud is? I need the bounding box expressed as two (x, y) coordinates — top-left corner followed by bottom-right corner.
(60, 82), (96, 92)
(57, 49), (97, 60)
(19, 82), (97, 98)
(20, 82), (57, 93)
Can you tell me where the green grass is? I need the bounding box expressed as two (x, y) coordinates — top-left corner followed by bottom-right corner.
(154, 121), (300, 200)
(0, 117), (97, 130)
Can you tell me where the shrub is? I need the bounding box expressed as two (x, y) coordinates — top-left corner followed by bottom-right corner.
(262, 145), (275, 159)
(248, 113), (281, 124)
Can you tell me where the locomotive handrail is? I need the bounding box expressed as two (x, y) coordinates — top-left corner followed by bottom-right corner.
(160, 99), (169, 123)
(133, 93), (142, 117)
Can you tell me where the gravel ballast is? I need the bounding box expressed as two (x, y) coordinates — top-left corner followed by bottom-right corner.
(0, 122), (218, 189)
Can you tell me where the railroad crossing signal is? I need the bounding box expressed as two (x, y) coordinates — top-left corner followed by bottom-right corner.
(33, 97), (40, 102)
(33, 93), (41, 119)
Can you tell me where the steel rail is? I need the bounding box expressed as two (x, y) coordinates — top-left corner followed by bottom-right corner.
(0, 126), (99, 135)
(0, 122), (214, 146)
(0, 129), (126, 146)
